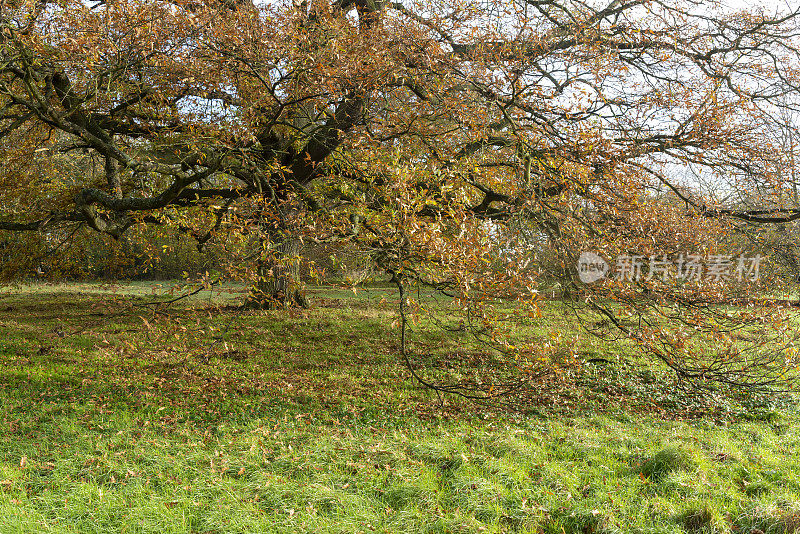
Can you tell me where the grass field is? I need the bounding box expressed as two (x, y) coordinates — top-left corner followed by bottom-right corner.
(0, 282), (798, 533)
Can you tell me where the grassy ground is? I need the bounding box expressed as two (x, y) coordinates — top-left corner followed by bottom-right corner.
(0, 282), (798, 533)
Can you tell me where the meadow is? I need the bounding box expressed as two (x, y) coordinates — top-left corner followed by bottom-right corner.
(0, 282), (798, 533)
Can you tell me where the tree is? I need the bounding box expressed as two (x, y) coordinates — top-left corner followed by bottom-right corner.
(2, 0), (800, 394)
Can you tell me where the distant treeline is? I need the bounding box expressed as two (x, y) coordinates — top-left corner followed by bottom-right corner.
(0, 225), (375, 283)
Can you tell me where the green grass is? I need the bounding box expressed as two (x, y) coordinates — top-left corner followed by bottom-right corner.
(0, 282), (798, 533)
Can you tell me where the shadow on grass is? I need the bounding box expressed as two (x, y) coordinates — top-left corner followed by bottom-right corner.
(0, 289), (484, 443)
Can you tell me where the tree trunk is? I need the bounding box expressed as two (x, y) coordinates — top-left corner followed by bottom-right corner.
(245, 234), (309, 309)
(245, 200), (308, 310)
(245, 231), (308, 310)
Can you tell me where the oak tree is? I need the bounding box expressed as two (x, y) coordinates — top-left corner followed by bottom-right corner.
(2, 0), (800, 395)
